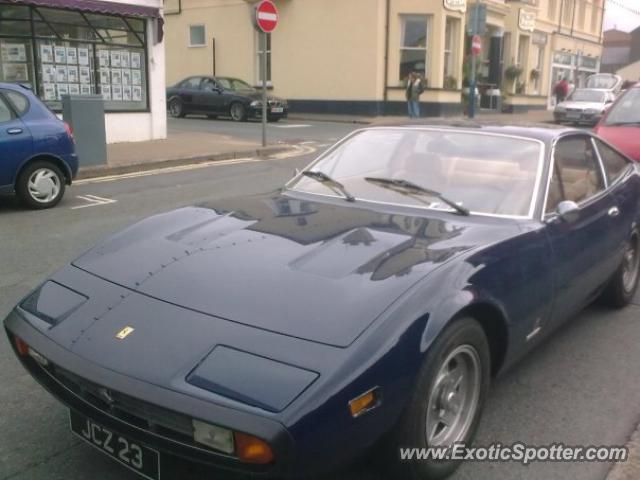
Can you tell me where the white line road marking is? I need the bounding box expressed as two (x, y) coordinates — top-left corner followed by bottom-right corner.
(74, 145), (317, 186)
(71, 194), (117, 209)
(257, 12), (277, 21)
(274, 124), (311, 129)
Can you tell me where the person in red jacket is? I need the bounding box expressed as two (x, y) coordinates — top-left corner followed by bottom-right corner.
(554, 77), (569, 104)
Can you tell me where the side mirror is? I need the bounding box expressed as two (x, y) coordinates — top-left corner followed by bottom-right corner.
(556, 200), (580, 222)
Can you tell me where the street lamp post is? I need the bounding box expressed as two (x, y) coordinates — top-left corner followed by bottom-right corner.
(469, 0), (481, 119)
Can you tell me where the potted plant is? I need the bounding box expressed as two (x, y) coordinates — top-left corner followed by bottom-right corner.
(504, 65), (523, 82)
(529, 68), (540, 82)
(443, 75), (458, 90)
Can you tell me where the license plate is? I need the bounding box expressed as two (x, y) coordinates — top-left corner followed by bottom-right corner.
(270, 107), (284, 113)
(69, 409), (160, 480)
(567, 111), (581, 119)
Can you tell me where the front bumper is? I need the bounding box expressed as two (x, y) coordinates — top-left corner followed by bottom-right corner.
(249, 106), (288, 119)
(554, 111), (602, 125)
(4, 310), (296, 478)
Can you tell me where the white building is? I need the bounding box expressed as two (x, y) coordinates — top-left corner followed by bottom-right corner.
(0, 0), (166, 143)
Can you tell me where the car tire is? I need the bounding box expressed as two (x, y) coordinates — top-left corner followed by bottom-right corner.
(230, 102), (247, 122)
(601, 235), (640, 308)
(16, 161), (66, 210)
(387, 317), (491, 480)
(168, 98), (185, 118)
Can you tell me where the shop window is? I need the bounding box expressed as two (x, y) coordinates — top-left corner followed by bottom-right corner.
(443, 17), (459, 87)
(399, 15), (428, 81)
(0, 4), (149, 113)
(256, 32), (271, 83)
(189, 24), (206, 47)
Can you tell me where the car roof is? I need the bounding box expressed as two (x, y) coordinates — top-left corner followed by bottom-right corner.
(363, 120), (582, 144)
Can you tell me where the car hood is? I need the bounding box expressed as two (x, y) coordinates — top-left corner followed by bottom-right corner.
(72, 192), (516, 347)
(596, 125), (640, 161)
(558, 101), (604, 111)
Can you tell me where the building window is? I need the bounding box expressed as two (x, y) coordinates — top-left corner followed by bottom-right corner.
(533, 44), (545, 92)
(256, 32), (271, 83)
(443, 17), (459, 87)
(591, 0), (602, 34)
(399, 15), (428, 81)
(547, 0), (557, 20)
(577, 0), (586, 30)
(0, 4), (149, 112)
(189, 24), (206, 47)
(562, 0), (574, 25)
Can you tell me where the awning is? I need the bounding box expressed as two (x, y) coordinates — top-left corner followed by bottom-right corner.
(3, 0), (161, 18)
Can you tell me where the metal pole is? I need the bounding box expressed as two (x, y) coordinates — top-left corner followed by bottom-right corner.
(469, 0), (480, 119)
(261, 32), (267, 147)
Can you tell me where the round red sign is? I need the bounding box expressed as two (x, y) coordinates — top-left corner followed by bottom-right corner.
(255, 0), (279, 33)
(471, 34), (482, 56)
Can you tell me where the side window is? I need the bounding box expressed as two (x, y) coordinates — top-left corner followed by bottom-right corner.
(181, 77), (201, 90)
(595, 139), (631, 184)
(201, 78), (218, 92)
(4, 91), (29, 116)
(546, 136), (605, 213)
(0, 94), (13, 123)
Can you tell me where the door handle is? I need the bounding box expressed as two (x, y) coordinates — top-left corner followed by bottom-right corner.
(608, 206), (620, 217)
(6, 128), (22, 135)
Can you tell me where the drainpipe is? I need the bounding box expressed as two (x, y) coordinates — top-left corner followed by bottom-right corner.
(383, 0), (390, 115)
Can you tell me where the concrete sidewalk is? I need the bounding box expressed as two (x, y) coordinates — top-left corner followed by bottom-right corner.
(78, 130), (291, 179)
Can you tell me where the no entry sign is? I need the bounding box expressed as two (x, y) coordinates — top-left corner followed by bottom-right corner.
(471, 34), (482, 56)
(255, 0), (279, 33)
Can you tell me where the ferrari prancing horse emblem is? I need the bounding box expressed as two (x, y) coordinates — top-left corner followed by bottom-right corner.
(115, 326), (135, 340)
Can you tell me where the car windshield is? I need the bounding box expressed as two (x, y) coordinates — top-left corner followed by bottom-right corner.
(604, 88), (640, 125)
(289, 129), (543, 217)
(217, 78), (256, 92)
(568, 89), (605, 103)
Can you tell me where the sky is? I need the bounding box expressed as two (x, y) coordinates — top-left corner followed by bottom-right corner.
(603, 0), (640, 32)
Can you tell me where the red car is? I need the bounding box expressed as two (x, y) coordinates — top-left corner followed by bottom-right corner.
(594, 83), (640, 161)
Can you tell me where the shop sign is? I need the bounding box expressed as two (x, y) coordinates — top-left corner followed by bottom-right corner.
(444, 0), (467, 13)
(532, 31), (547, 45)
(580, 56), (598, 69)
(553, 51), (573, 65)
(519, 9), (536, 32)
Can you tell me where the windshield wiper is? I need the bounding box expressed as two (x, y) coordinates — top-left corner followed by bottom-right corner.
(364, 177), (469, 216)
(302, 171), (355, 202)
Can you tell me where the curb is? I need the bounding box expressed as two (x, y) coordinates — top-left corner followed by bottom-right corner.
(76, 145), (293, 180)
(286, 115), (372, 125)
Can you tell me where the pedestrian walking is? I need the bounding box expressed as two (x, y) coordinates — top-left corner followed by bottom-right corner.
(553, 77), (569, 105)
(406, 71), (424, 118)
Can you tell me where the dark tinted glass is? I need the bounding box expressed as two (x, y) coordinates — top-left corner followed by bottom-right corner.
(4, 90), (29, 116)
(596, 140), (630, 183)
(0, 94), (12, 123)
(550, 136), (605, 208)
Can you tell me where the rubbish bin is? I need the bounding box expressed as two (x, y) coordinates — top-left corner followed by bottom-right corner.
(61, 94), (107, 167)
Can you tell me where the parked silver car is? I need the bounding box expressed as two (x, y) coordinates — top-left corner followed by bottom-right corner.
(554, 88), (616, 126)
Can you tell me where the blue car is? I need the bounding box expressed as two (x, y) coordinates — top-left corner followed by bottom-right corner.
(4, 124), (640, 479)
(0, 83), (78, 209)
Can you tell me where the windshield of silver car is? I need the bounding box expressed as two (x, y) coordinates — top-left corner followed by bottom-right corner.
(289, 129), (543, 217)
(568, 89), (605, 103)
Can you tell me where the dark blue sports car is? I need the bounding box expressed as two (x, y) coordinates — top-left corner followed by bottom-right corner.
(5, 124), (640, 480)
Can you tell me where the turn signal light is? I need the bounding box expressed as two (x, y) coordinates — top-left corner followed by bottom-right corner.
(235, 432), (275, 464)
(349, 387), (381, 418)
(14, 336), (29, 356)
